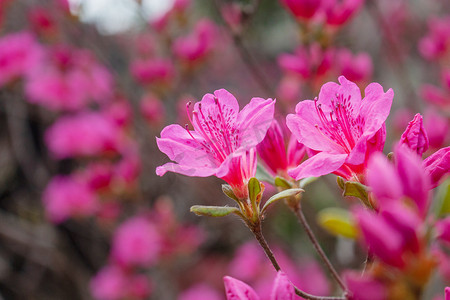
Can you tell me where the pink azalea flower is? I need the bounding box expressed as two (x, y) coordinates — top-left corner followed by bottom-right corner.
(399, 113), (429, 157)
(111, 216), (160, 268)
(179, 284), (222, 300)
(45, 112), (122, 159)
(446, 287), (450, 300)
(344, 271), (387, 300)
(423, 146), (450, 188)
(286, 76), (394, 181)
(156, 89), (275, 199)
(256, 120), (306, 178)
(43, 175), (99, 223)
(276, 76), (302, 104)
(0, 31), (43, 87)
(280, 0), (322, 21)
(367, 146), (430, 216)
(354, 207), (404, 268)
(172, 19), (217, 63)
(130, 57), (174, 86)
(321, 0), (364, 27)
(224, 271), (294, 300)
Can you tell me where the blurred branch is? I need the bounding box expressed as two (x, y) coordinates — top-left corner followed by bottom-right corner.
(213, 0), (276, 97)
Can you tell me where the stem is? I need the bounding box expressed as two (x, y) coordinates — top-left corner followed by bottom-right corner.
(248, 221), (346, 300)
(291, 203), (347, 292)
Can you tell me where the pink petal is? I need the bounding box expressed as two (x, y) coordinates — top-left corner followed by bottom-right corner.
(271, 271), (295, 300)
(287, 101), (343, 153)
(436, 217), (450, 244)
(317, 76), (362, 119)
(399, 113), (429, 157)
(288, 152), (347, 180)
(367, 152), (403, 207)
(237, 97), (276, 150)
(223, 276), (260, 300)
(395, 144), (430, 216)
(423, 146), (450, 188)
(360, 83), (394, 138)
(156, 124), (219, 177)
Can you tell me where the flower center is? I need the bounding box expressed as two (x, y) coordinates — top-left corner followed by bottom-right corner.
(185, 98), (239, 163)
(314, 94), (363, 153)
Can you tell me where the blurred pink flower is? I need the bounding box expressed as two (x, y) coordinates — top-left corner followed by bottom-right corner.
(90, 265), (127, 300)
(436, 217), (450, 244)
(156, 89), (275, 199)
(172, 19), (217, 63)
(280, 0), (322, 21)
(423, 109), (449, 149)
(335, 48), (373, 84)
(28, 7), (57, 37)
(223, 271), (294, 300)
(344, 271), (387, 300)
(419, 16), (450, 61)
(131, 57), (174, 85)
(179, 284), (222, 300)
(256, 120), (306, 178)
(43, 175), (99, 223)
(140, 93), (166, 126)
(321, 0), (364, 27)
(276, 76), (302, 104)
(90, 265), (152, 300)
(392, 108), (414, 134)
(367, 145), (431, 215)
(421, 69), (450, 112)
(0, 31), (43, 87)
(286, 76), (393, 181)
(399, 113), (429, 157)
(45, 112), (122, 159)
(111, 216), (160, 267)
(105, 99), (133, 128)
(221, 3), (242, 33)
(26, 46), (113, 111)
(278, 44), (334, 82)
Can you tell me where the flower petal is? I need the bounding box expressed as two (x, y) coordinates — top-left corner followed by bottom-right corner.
(237, 97), (275, 150)
(287, 101), (343, 153)
(423, 146), (450, 188)
(156, 124), (219, 177)
(271, 271), (295, 300)
(360, 83), (394, 138)
(288, 152), (347, 180)
(223, 276), (260, 300)
(317, 76), (362, 118)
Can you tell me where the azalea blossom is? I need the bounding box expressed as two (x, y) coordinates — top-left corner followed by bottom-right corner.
(224, 271), (295, 300)
(280, 0), (322, 21)
(156, 89), (275, 199)
(399, 113), (429, 157)
(286, 76), (394, 181)
(256, 120), (306, 178)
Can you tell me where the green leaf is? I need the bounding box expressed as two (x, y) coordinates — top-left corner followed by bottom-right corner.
(222, 184), (239, 201)
(343, 181), (369, 204)
(436, 179), (450, 217)
(299, 177), (318, 189)
(274, 176), (292, 189)
(317, 208), (358, 239)
(336, 176), (345, 190)
(256, 164), (275, 185)
(261, 188), (304, 214)
(190, 205), (241, 217)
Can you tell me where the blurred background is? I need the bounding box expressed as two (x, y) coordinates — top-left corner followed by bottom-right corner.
(0, 0), (448, 299)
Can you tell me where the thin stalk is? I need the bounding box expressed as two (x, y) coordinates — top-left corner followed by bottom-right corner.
(291, 203), (347, 292)
(248, 221), (346, 300)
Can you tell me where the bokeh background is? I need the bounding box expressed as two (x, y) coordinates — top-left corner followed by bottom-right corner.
(0, 0), (448, 299)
